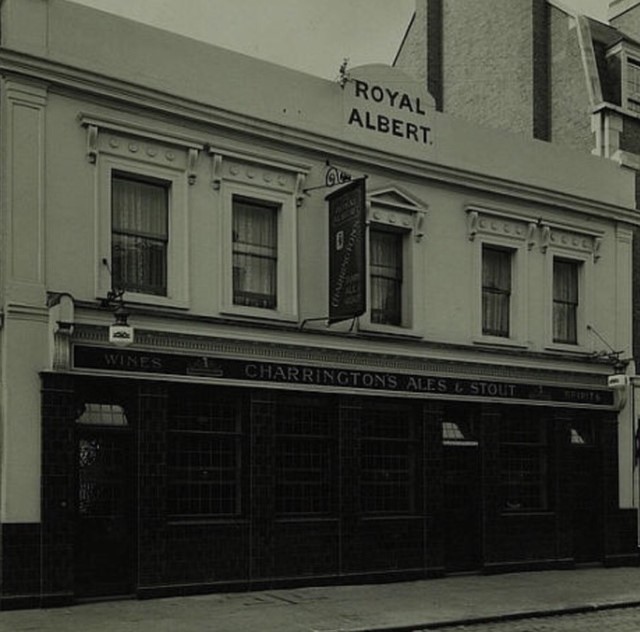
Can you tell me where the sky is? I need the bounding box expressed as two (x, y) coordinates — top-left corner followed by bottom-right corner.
(69, 0), (610, 80)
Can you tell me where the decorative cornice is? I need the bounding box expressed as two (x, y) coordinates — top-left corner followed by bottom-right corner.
(466, 207), (538, 250)
(207, 146), (309, 206)
(79, 113), (203, 182)
(1, 52), (637, 226)
(539, 220), (604, 261)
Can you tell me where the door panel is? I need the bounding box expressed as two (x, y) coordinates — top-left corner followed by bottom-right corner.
(572, 446), (602, 563)
(443, 444), (481, 572)
(75, 430), (134, 597)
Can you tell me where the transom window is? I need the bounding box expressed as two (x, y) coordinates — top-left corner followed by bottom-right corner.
(370, 228), (403, 326)
(553, 258), (579, 344)
(482, 246), (512, 337)
(76, 403), (128, 427)
(111, 173), (169, 296)
(232, 197), (278, 310)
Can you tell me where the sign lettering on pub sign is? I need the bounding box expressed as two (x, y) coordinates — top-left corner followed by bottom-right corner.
(327, 178), (366, 324)
(343, 65), (434, 149)
(73, 346), (614, 408)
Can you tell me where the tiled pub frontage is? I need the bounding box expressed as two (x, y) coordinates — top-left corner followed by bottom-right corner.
(8, 335), (633, 609)
(1, 0), (639, 613)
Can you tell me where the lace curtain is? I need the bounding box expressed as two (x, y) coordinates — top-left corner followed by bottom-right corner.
(111, 174), (168, 296)
(553, 259), (578, 343)
(482, 247), (511, 337)
(232, 199), (278, 309)
(370, 229), (402, 326)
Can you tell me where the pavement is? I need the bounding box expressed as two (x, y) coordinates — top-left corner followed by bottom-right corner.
(2, 566), (640, 632)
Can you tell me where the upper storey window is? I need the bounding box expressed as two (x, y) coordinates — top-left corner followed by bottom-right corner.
(358, 187), (428, 336)
(552, 258), (580, 345)
(112, 173), (169, 297)
(626, 58), (640, 113)
(212, 147), (308, 323)
(370, 228), (403, 326)
(467, 207), (534, 348)
(482, 246), (512, 338)
(82, 115), (198, 309)
(232, 197), (278, 310)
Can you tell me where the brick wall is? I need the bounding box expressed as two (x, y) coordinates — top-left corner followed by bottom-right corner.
(441, 0), (534, 135)
(549, 7), (594, 151)
(394, 1), (427, 83)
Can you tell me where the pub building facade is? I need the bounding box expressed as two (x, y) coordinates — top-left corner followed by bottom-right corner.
(0, 0), (639, 609)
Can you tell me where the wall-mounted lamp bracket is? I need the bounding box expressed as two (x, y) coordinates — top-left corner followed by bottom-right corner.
(302, 161), (357, 195)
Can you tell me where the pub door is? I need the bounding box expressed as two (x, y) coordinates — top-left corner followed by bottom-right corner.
(75, 422), (135, 598)
(571, 422), (602, 563)
(443, 417), (482, 572)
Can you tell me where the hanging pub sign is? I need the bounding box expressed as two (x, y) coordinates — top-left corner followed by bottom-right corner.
(327, 178), (366, 324)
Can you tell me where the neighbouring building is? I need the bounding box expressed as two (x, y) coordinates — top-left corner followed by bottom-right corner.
(0, 0), (638, 609)
(394, 0), (640, 358)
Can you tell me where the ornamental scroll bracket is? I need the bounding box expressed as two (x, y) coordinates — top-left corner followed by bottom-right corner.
(593, 237), (603, 263)
(47, 292), (75, 371)
(86, 124), (98, 164)
(295, 173), (307, 207)
(414, 211), (426, 243)
(187, 148), (199, 185)
(526, 222), (537, 250)
(211, 153), (223, 190)
(467, 211), (479, 241)
(540, 224), (551, 254)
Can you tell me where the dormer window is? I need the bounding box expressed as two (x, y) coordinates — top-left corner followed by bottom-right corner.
(626, 57), (640, 113)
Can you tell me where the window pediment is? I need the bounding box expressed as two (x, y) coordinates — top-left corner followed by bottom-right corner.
(539, 221), (604, 261)
(467, 207), (537, 249)
(80, 114), (202, 183)
(367, 187), (428, 241)
(209, 147), (309, 206)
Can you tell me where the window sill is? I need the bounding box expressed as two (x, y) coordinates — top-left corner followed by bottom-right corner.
(219, 305), (298, 324)
(473, 336), (529, 350)
(98, 289), (189, 310)
(544, 342), (590, 355)
(358, 322), (423, 339)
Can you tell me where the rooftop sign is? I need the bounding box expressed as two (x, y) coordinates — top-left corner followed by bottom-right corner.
(344, 65), (435, 148)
